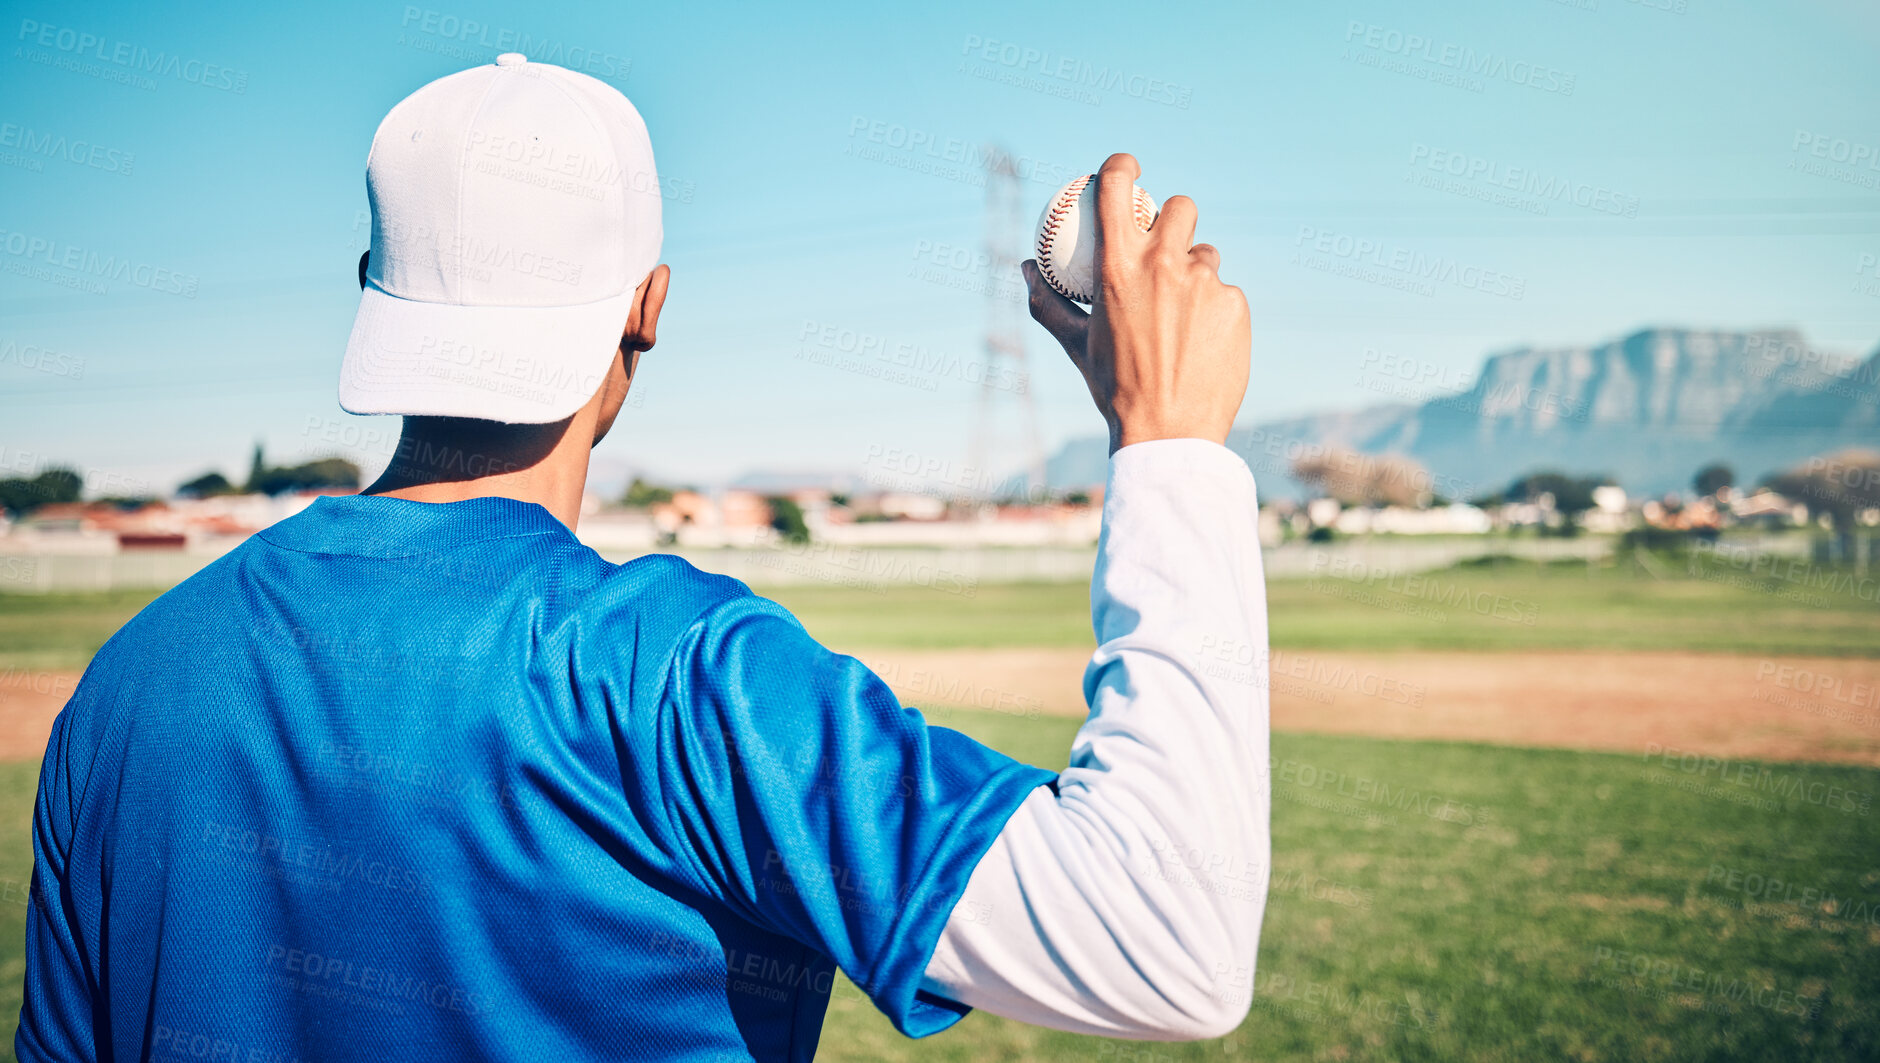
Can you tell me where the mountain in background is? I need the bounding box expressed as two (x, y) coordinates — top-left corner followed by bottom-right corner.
(1046, 328), (1880, 499)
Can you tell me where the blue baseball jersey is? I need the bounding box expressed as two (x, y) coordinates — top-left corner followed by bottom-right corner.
(18, 494), (1055, 1062)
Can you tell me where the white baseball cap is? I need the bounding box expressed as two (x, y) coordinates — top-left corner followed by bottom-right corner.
(340, 53), (663, 424)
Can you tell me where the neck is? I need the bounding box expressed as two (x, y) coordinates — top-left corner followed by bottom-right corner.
(362, 413), (595, 530)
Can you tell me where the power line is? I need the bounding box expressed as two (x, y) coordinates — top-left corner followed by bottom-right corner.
(968, 145), (1044, 500)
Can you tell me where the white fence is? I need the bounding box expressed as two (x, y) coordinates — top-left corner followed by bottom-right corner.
(0, 532), (1818, 595)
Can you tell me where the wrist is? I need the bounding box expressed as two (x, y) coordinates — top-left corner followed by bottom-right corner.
(1109, 424), (1232, 454)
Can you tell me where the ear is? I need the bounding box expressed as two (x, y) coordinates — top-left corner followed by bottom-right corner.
(358, 251), (370, 290)
(621, 264), (670, 354)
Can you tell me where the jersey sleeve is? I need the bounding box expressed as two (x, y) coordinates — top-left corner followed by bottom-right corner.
(920, 438), (1271, 1039)
(18, 703), (102, 1061)
(651, 595), (1057, 1037)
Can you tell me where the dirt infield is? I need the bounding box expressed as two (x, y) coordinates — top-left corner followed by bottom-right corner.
(0, 671), (79, 765)
(5, 651), (1878, 766)
(853, 648), (1880, 768)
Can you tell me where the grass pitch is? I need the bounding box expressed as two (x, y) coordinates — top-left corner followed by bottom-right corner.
(769, 553), (1880, 658)
(813, 716), (1880, 1063)
(0, 722), (1869, 1062)
(0, 552), (1875, 1059)
(5, 553), (1878, 670)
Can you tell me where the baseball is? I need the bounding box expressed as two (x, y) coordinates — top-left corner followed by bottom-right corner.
(1033, 174), (1158, 304)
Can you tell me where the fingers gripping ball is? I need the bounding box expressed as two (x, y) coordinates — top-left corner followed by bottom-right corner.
(1034, 174), (1158, 305)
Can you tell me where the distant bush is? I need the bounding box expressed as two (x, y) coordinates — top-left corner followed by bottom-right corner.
(0, 468), (82, 515)
(622, 477), (674, 507)
(1456, 553), (1523, 569)
(177, 471), (236, 498)
(248, 458), (359, 496)
(766, 496), (810, 545)
(1619, 526), (1717, 554)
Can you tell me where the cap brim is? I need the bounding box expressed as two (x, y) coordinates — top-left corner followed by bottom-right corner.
(339, 281), (637, 424)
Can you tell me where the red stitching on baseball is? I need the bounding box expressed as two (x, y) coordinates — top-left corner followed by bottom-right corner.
(1037, 175), (1157, 301)
(1036, 174), (1089, 297)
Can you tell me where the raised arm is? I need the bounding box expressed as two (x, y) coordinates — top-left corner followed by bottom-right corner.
(922, 153), (1268, 1039)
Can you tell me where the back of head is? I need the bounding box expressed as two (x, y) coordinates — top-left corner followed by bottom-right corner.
(341, 54), (663, 426)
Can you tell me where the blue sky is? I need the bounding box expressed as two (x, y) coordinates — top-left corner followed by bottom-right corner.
(2, 0), (1877, 497)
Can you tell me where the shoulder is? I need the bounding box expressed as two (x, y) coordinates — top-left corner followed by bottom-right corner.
(551, 547), (813, 668)
(37, 552), (246, 800)
(560, 548), (760, 626)
(89, 541), (259, 665)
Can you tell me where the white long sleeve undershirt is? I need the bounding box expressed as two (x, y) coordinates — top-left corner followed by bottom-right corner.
(920, 437), (1272, 1041)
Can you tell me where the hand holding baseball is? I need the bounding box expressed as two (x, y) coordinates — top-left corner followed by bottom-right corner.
(1024, 154), (1251, 456)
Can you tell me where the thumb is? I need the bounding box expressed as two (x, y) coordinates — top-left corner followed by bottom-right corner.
(1022, 259), (1090, 365)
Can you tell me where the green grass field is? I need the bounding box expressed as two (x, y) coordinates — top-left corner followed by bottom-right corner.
(770, 553), (1880, 658)
(0, 588), (166, 672)
(0, 721), (1866, 1062)
(5, 555), (1877, 670)
(814, 715), (1880, 1062)
(0, 763), (36, 1061)
(0, 553), (1877, 1059)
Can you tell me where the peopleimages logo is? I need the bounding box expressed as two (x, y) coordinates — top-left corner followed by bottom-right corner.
(1293, 226), (1527, 301)
(958, 34), (1193, 109)
(0, 340), (85, 379)
(0, 228), (198, 297)
(1342, 21), (1576, 95)
(1792, 130), (1880, 172)
(845, 116), (1079, 188)
(1642, 743), (1873, 815)
(1407, 143), (1638, 217)
(1789, 130), (1880, 191)
(0, 121), (133, 175)
(15, 19), (249, 93)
